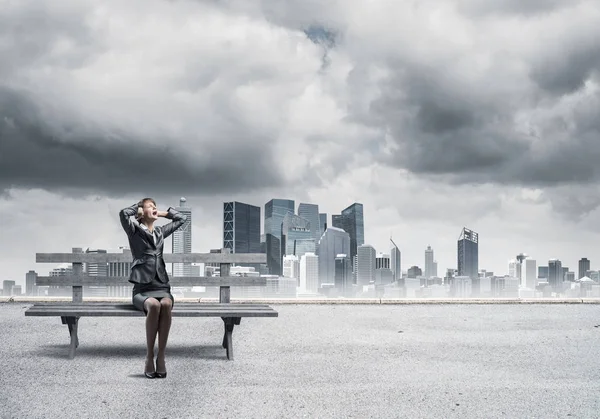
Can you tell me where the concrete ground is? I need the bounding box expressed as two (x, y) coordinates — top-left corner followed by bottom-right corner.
(1, 302), (599, 418)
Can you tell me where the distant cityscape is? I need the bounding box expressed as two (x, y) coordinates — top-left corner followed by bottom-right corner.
(3, 197), (600, 299)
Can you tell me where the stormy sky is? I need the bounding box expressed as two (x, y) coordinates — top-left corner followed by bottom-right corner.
(1, 0), (600, 286)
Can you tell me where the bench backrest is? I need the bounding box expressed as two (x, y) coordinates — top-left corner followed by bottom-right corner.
(36, 249), (267, 303)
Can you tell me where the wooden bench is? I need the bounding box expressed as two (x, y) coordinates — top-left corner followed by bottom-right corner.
(25, 249), (278, 360)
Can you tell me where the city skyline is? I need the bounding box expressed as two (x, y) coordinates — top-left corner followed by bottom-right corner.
(2, 1), (600, 288)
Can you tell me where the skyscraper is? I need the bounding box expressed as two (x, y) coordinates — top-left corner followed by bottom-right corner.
(299, 252), (319, 293)
(424, 246), (435, 278)
(578, 258), (590, 280)
(264, 199), (295, 275)
(548, 258), (563, 291)
(319, 213), (328, 233)
(172, 197), (192, 276)
(457, 227), (478, 279)
(332, 203), (364, 262)
(223, 202), (261, 254)
(334, 254), (352, 295)
(317, 227), (350, 285)
(298, 203), (321, 241)
(524, 258), (537, 289)
(281, 213), (314, 260)
(458, 227), (479, 295)
(356, 244), (376, 286)
(390, 237), (401, 284)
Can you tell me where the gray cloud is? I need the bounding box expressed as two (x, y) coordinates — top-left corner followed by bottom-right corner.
(0, 86), (284, 198)
(456, 0), (583, 16)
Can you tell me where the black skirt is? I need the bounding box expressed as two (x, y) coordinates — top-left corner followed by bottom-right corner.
(132, 273), (174, 313)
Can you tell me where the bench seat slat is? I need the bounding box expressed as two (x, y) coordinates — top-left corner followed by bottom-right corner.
(25, 303), (278, 317)
(26, 310), (277, 317)
(35, 276), (267, 286)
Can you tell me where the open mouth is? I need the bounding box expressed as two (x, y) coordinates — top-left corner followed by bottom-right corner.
(152, 211), (158, 216)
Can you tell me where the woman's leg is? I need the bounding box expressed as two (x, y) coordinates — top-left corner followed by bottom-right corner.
(156, 297), (173, 373)
(143, 298), (161, 372)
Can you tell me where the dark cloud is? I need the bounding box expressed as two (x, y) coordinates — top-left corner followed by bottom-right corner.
(530, 39), (600, 96)
(0, 86), (284, 198)
(361, 49), (600, 188)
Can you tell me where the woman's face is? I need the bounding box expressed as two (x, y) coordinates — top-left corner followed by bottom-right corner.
(141, 201), (158, 222)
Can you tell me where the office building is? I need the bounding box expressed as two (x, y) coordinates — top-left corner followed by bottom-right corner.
(457, 227), (478, 279)
(264, 199), (295, 275)
(25, 270), (38, 296)
(223, 201), (261, 254)
(524, 258), (537, 289)
(332, 203), (364, 262)
(376, 253), (390, 270)
(579, 258), (591, 280)
(282, 255), (300, 285)
(317, 227), (350, 286)
(319, 213), (328, 233)
(298, 203), (321, 241)
(356, 244), (376, 285)
(300, 253), (319, 293)
(424, 246), (435, 278)
(548, 259), (563, 291)
(172, 197), (193, 276)
(390, 237), (401, 283)
(281, 213), (313, 258)
(334, 254), (352, 295)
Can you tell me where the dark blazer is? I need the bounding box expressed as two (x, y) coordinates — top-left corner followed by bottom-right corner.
(119, 203), (188, 285)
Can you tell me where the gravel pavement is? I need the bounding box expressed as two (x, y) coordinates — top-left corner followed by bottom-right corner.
(1, 303), (599, 418)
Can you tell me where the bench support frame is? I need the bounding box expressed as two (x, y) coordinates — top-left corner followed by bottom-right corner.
(221, 317), (241, 360)
(61, 316), (80, 359)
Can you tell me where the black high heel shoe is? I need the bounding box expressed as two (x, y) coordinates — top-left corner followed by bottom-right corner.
(145, 371), (157, 379)
(156, 358), (167, 378)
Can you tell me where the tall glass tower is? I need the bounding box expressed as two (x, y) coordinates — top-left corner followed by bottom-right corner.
(457, 227), (478, 292)
(298, 203), (321, 241)
(332, 203), (364, 262)
(172, 197), (192, 276)
(223, 201), (261, 256)
(264, 199), (295, 275)
(390, 237), (401, 284)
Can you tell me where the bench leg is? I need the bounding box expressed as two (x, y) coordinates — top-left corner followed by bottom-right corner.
(221, 317), (241, 360)
(61, 316), (80, 359)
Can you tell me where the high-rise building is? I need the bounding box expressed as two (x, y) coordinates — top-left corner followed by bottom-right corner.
(424, 246), (435, 278)
(299, 252), (319, 293)
(538, 266), (549, 279)
(407, 266), (422, 278)
(376, 253), (390, 269)
(264, 199), (295, 275)
(334, 254), (352, 295)
(390, 237), (401, 283)
(298, 203), (321, 242)
(172, 197), (193, 276)
(524, 258), (537, 289)
(2, 280), (15, 296)
(319, 213), (328, 234)
(578, 258), (590, 280)
(281, 213), (313, 258)
(458, 228), (479, 294)
(25, 270), (38, 296)
(332, 203), (364, 262)
(317, 227), (350, 286)
(282, 255), (300, 285)
(223, 201), (261, 255)
(356, 244), (376, 286)
(548, 259), (563, 291)
(107, 248), (133, 297)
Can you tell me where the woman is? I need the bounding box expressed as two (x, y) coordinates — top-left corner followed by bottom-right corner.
(119, 198), (188, 379)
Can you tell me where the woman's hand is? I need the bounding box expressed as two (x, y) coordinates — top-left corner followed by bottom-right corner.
(157, 210), (169, 218)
